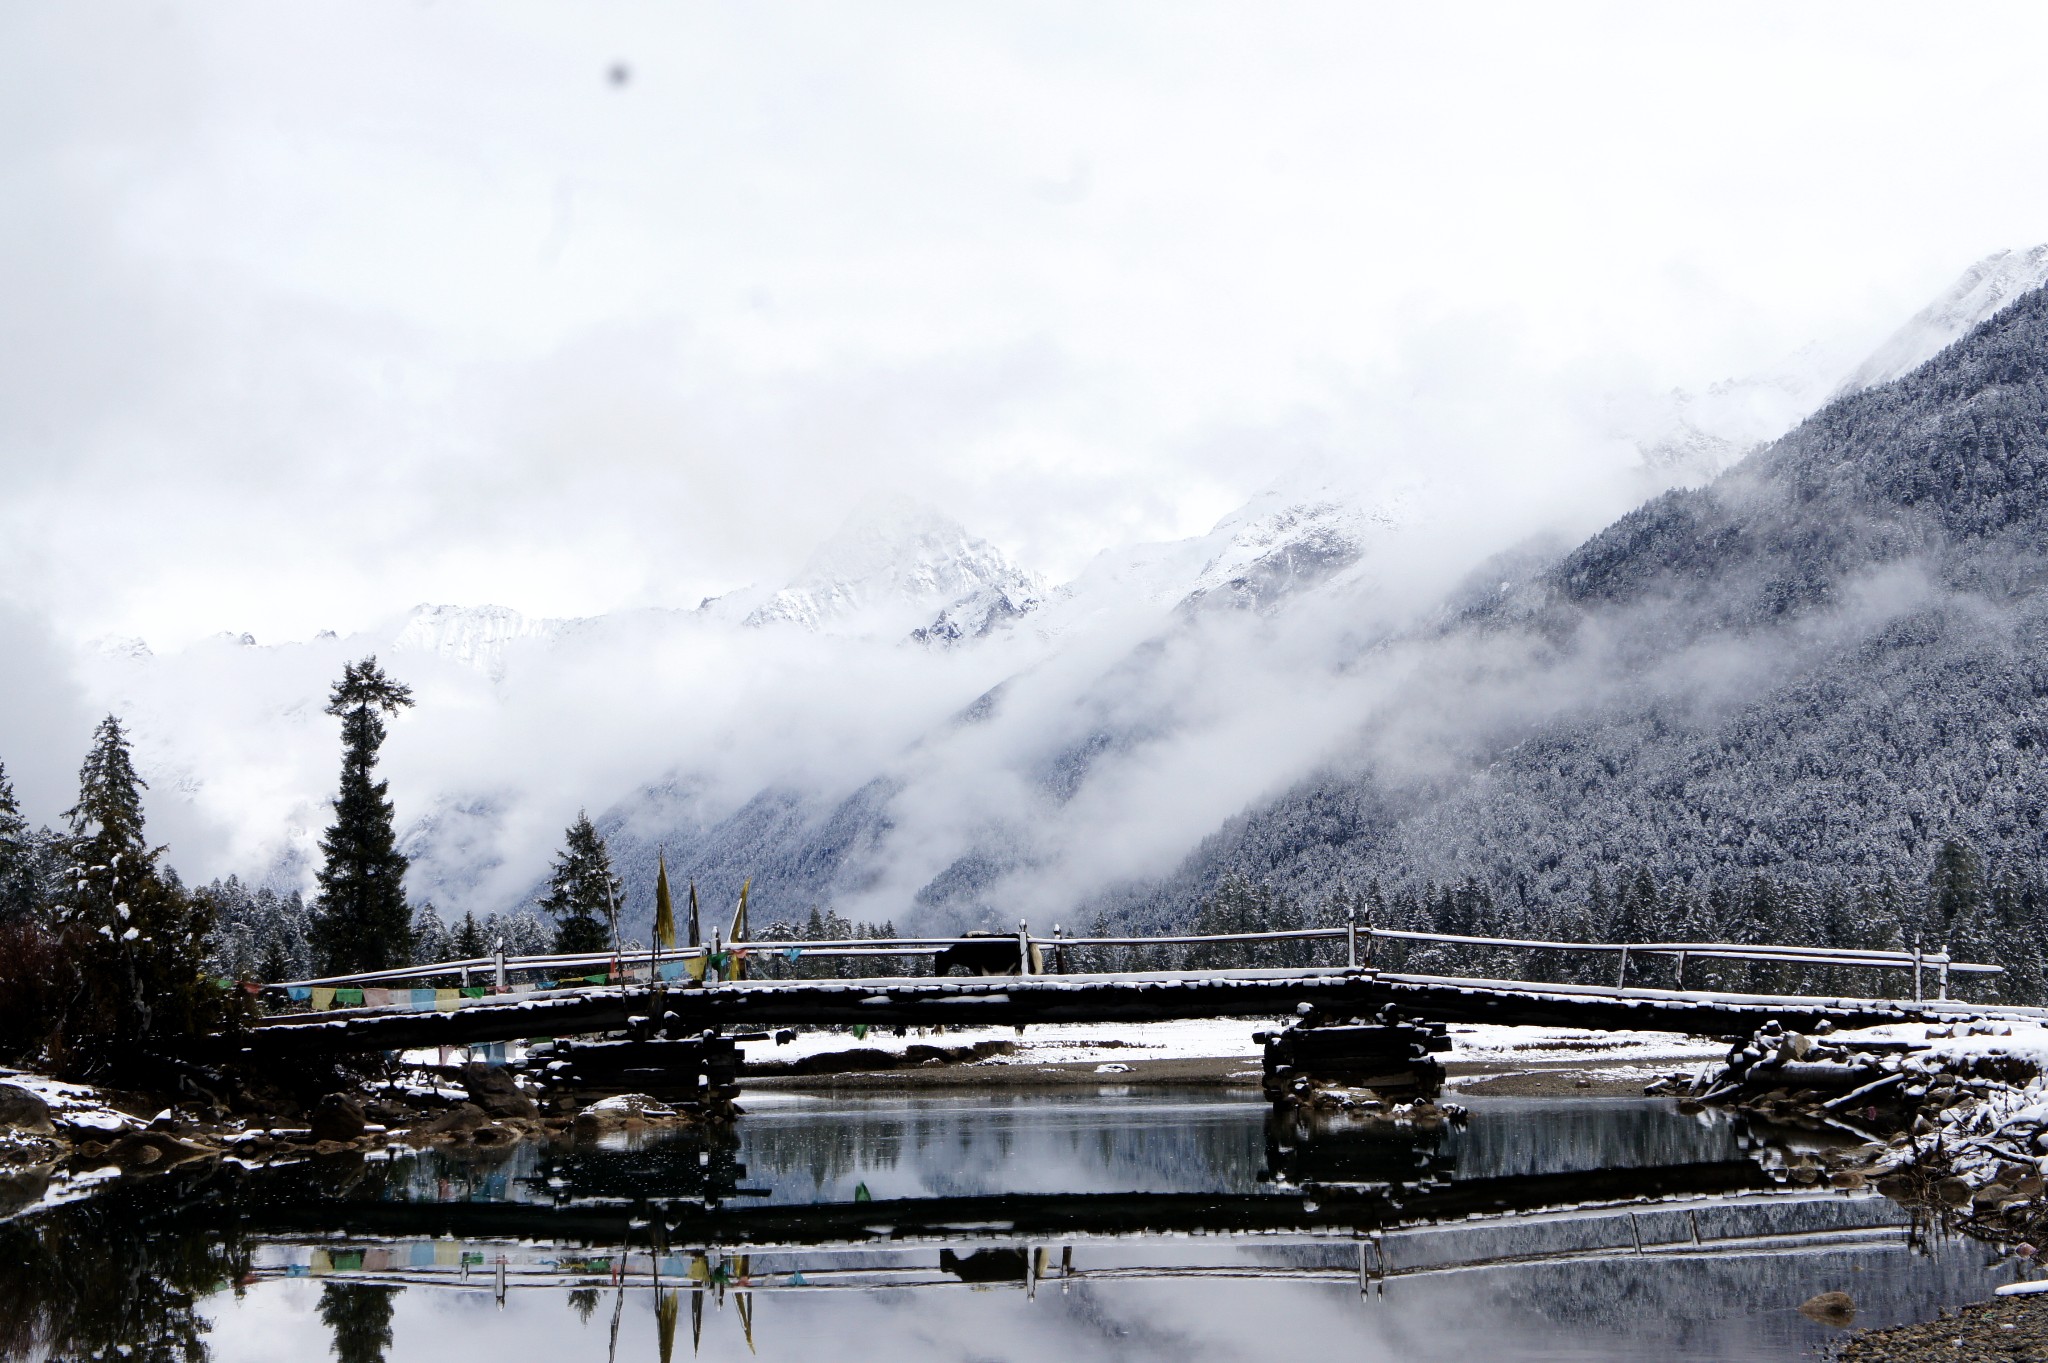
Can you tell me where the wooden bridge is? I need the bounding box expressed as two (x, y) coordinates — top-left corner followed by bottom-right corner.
(232, 922), (2024, 1059)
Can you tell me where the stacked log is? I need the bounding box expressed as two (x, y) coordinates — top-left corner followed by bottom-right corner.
(528, 1034), (740, 1114)
(1259, 1006), (1453, 1117)
(1676, 1018), (2048, 1229)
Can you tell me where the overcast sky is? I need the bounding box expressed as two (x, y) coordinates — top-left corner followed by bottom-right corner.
(7, 2), (2048, 650)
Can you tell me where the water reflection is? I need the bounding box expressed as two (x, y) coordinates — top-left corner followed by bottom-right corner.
(0, 1093), (2028, 1363)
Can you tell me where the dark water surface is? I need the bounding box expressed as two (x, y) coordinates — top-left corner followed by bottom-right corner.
(0, 1091), (2027, 1362)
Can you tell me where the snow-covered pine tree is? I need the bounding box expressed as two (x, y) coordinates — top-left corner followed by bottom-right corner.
(0, 759), (39, 923)
(452, 910), (488, 959)
(56, 715), (223, 1075)
(494, 908), (555, 958)
(310, 658), (415, 974)
(410, 901), (450, 965)
(537, 812), (623, 954)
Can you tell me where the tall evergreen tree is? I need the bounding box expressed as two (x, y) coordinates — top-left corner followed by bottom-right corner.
(55, 716), (222, 1074)
(311, 658), (415, 974)
(537, 812), (623, 954)
(452, 910), (488, 959)
(0, 759), (38, 923)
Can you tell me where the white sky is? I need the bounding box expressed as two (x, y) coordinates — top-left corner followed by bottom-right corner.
(6, 2), (2048, 648)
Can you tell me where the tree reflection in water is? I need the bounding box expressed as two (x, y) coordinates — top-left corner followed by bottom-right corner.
(0, 1163), (249, 1363)
(317, 1283), (401, 1363)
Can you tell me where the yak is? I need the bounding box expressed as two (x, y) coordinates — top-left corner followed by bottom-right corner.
(933, 929), (1044, 977)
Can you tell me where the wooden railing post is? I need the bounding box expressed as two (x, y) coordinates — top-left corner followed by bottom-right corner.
(1616, 945), (1629, 989)
(1347, 905), (1358, 970)
(1912, 937), (1923, 1002)
(1938, 944), (1950, 1001)
(1018, 920), (1033, 976)
(494, 939), (507, 994)
(1052, 923), (1064, 975)
(1675, 950), (1687, 990)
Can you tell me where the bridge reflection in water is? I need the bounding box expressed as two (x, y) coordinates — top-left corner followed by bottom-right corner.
(1, 1095), (2018, 1363)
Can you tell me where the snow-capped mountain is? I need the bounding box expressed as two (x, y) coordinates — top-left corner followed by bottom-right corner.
(742, 498), (1047, 638)
(1619, 245), (2048, 486)
(58, 247), (2048, 939)
(1838, 244), (2048, 392)
(392, 603), (562, 677)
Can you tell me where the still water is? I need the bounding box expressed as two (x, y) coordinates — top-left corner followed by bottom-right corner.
(1, 1091), (2026, 1362)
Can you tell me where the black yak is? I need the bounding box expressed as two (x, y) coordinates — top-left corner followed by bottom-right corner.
(933, 930), (1043, 976)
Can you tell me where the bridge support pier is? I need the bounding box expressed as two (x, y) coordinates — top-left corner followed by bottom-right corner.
(527, 1033), (742, 1117)
(1259, 1009), (1450, 1108)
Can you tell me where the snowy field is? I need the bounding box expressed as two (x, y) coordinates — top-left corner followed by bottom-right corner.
(731, 1018), (1728, 1075)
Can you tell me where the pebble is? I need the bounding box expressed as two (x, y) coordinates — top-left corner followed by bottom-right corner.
(1839, 1295), (2048, 1361)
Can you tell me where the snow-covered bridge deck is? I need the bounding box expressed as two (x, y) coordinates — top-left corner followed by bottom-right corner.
(233, 965), (2046, 1058)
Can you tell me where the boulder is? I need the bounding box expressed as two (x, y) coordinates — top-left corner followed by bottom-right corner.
(573, 1093), (680, 1137)
(461, 1064), (538, 1120)
(105, 1132), (207, 1170)
(0, 1083), (54, 1137)
(1935, 1176), (1975, 1207)
(308, 1094), (367, 1144)
(416, 1103), (489, 1139)
(1798, 1291), (1856, 1327)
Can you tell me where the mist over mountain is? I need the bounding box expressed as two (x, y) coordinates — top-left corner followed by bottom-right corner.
(1109, 272), (2048, 931)
(52, 248), (2048, 942)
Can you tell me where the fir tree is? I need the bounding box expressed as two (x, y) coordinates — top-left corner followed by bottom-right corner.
(0, 759), (38, 923)
(537, 813), (623, 954)
(409, 901), (449, 965)
(452, 910), (488, 959)
(55, 716), (222, 1074)
(311, 658), (415, 974)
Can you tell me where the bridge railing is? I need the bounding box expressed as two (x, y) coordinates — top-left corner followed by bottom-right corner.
(261, 919), (1998, 1011)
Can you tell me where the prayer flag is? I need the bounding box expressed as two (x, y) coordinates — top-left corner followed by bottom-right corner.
(363, 988), (391, 1008)
(685, 955), (708, 983)
(311, 987), (336, 1012)
(335, 988), (364, 1008)
(287, 986), (312, 1002)
(654, 852), (677, 950)
(435, 989), (459, 1012)
(729, 879), (751, 979)
(411, 988), (436, 1009)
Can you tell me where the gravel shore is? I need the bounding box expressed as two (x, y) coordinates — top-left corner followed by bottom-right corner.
(1837, 1294), (2048, 1362)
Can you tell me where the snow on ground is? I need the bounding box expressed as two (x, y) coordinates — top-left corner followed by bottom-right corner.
(0, 1067), (143, 1135)
(1443, 1024), (1724, 1068)
(738, 1018), (1266, 1067)
(734, 1019), (1725, 1072)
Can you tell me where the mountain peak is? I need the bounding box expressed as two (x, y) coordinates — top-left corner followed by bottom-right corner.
(745, 497), (1045, 634)
(1839, 244), (2048, 394)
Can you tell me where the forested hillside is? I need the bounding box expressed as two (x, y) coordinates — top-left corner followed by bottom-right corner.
(1097, 283), (2048, 971)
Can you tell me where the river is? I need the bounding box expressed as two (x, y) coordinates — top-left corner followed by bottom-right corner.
(0, 1090), (2024, 1361)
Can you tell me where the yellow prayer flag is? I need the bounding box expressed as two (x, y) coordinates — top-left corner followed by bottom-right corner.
(654, 852), (677, 950)
(435, 988), (460, 1012)
(684, 954), (707, 983)
(310, 987), (336, 1012)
